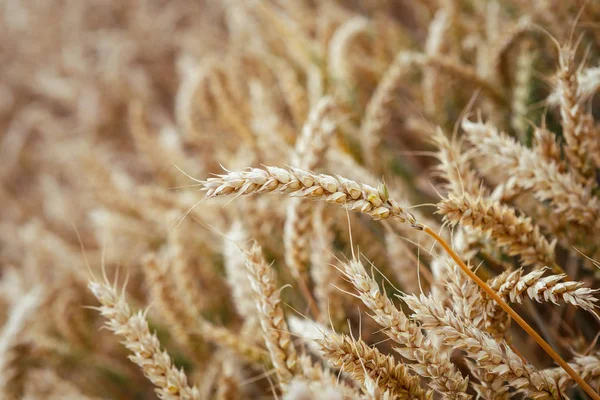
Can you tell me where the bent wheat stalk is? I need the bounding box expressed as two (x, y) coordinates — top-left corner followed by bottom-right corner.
(198, 165), (600, 400)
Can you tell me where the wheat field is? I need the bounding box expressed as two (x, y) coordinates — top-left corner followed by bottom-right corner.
(1, 0), (600, 399)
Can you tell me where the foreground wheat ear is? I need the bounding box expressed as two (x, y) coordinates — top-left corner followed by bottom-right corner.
(198, 165), (600, 400)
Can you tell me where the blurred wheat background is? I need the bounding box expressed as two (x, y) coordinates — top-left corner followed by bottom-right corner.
(1, 0), (600, 399)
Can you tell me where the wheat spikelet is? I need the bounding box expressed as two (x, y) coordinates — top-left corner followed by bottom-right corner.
(533, 126), (566, 173)
(317, 330), (432, 400)
(432, 127), (486, 197)
(88, 279), (201, 400)
(466, 359), (511, 400)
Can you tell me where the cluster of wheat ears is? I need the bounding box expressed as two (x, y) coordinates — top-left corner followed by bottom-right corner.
(2, 0), (600, 399)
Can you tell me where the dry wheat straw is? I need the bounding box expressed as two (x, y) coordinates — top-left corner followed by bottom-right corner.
(404, 293), (560, 399)
(340, 258), (470, 398)
(438, 193), (557, 269)
(318, 331), (432, 400)
(244, 242), (298, 387)
(88, 279), (201, 400)
(201, 164), (597, 397)
(463, 119), (600, 227)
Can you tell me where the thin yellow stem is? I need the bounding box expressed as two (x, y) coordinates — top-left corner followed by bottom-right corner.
(423, 225), (600, 400)
(296, 274), (321, 321)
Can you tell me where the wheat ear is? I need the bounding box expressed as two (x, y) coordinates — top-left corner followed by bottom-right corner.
(424, 226), (600, 400)
(339, 258), (470, 398)
(438, 193), (557, 269)
(463, 119), (600, 227)
(203, 166), (417, 225)
(317, 330), (432, 400)
(88, 279), (200, 400)
(244, 242), (298, 387)
(556, 45), (596, 181)
(483, 268), (599, 338)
